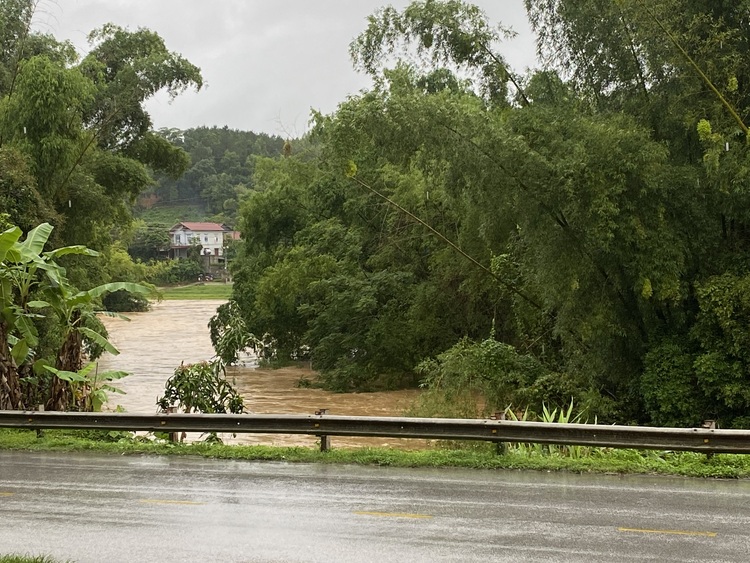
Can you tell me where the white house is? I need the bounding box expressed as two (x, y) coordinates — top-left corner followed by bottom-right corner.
(168, 222), (231, 260)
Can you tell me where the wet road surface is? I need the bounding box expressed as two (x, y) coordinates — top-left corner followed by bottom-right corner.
(1, 451), (749, 562)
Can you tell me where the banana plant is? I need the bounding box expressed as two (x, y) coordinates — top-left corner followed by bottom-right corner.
(0, 226), (23, 409)
(43, 362), (129, 412)
(0, 222), (151, 410)
(0, 223), (71, 409)
(33, 280), (152, 410)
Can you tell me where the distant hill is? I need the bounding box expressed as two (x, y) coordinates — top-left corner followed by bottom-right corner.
(135, 203), (207, 226)
(137, 126), (286, 226)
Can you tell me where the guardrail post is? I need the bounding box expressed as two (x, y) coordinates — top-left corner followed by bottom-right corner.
(315, 409), (330, 452)
(165, 407), (179, 443)
(490, 411), (506, 455)
(36, 404), (44, 439)
(702, 420), (716, 459)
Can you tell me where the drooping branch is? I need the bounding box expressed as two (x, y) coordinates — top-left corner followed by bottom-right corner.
(0, 0), (39, 148)
(349, 174), (544, 311)
(635, 0), (748, 137)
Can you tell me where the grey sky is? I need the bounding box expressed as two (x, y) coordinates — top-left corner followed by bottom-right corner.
(39, 1), (537, 136)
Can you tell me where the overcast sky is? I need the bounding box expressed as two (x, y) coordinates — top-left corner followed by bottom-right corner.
(36, 1), (537, 136)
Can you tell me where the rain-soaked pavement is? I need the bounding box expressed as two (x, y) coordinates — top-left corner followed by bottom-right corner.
(2, 451), (749, 562)
(97, 299), (425, 448)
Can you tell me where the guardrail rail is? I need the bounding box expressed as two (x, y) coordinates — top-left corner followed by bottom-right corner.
(1, 411), (749, 454)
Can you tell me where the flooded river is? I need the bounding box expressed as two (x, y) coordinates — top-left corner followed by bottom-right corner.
(97, 300), (425, 448)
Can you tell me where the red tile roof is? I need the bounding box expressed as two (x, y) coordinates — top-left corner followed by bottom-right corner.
(170, 222), (228, 232)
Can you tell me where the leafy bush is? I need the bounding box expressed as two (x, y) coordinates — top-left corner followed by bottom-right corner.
(43, 362), (129, 412)
(102, 289), (150, 312)
(157, 359), (245, 414)
(208, 300), (258, 365)
(690, 274), (750, 428)
(145, 258), (203, 285)
(413, 336), (603, 419)
(641, 342), (703, 427)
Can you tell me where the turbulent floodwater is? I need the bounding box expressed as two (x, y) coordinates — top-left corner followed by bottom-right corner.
(97, 299), (424, 448)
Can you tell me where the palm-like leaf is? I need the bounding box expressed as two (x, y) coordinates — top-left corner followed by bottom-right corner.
(0, 226), (22, 262)
(78, 326), (120, 356)
(86, 281), (153, 300)
(14, 314), (39, 348)
(18, 223), (53, 258)
(43, 365), (86, 382)
(44, 245), (99, 260)
(10, 338), (30, 366)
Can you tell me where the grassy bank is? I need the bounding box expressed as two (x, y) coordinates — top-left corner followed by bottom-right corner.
(2, 429), (749, 479)
(0, 556), (63, 563)
(159, 282), (232, 300)
(136, 204), (205, 225)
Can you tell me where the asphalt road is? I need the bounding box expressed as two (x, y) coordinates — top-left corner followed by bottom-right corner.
(1, 451), (749, 562)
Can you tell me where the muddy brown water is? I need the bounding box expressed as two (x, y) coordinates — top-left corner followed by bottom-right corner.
(97, 300), (427, 448)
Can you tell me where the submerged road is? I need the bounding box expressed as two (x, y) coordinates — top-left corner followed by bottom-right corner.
(1, 451), (749, 562)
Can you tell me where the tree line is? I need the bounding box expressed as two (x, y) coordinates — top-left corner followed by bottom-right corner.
(214, 0), (750, 428)
(0, 1), (201, 409)
(148, 126), (284, 224)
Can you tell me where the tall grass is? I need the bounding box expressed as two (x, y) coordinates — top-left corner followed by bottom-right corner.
(500, 400), (593, 458)
(0, 556), (66, 563)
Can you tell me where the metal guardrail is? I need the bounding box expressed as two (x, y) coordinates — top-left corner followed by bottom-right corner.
(1, 411), (749, 454)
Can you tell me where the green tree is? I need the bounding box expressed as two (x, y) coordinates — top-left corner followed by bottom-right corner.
(157, 359), (245, 415)
(521, 0), (750, 425)
(0, 2), (202, 287)
(223, 0), (750, 427)
(0, 222), (148, 411)
(351, 0), (525, 104)
(229, 68), (506, 391)
(128, 221), (170, 262)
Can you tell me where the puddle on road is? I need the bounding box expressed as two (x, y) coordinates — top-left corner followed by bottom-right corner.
(97, 299), (428, 449)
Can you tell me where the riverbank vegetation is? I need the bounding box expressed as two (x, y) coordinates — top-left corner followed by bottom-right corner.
(5, 0), (750, 433)
(0, 224), (149, 411)
(160, 283), (233, 300)
(0, 556), (63, 563)
(0, 1), (201, 410)
(1, 429), (749, 479)
(210, 0), (750, 430)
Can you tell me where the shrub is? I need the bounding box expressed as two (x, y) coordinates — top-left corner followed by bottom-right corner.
(157, 359), (245, 414)
(102, 289), (150, 312)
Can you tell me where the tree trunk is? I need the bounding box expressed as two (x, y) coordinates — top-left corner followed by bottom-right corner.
(47, 325), (83, 411)
(0, 322), (23, 410)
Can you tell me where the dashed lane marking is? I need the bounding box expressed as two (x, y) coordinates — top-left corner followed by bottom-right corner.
(139, 499), (205, 506)
(618, 527), (717, 537)
(354, 511), (432, 519)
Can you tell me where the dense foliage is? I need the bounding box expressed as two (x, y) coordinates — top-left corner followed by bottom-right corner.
(0, 0), (202, 289)
(157, 360), (245, 415)
(0, 223), (149, 411)
(217, 0), (750, 428)
(0, 2), (202, 410)
(143, 127), (285, 224)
